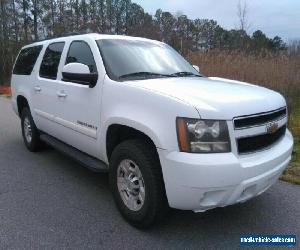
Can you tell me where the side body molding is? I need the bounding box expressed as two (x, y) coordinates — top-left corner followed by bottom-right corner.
(35, 109), (97, 139)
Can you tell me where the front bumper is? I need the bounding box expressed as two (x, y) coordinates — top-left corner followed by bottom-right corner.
(158, 130), (293, 212)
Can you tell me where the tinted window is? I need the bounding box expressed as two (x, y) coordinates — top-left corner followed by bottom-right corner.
(13, 45), (43, 75)
(40, 42), (65, 79)
(66, 41), (97, 73)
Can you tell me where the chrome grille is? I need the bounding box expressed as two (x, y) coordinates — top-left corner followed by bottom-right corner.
(237, 125), (286, 154)
(234, 107), (286, 129)
(234, 107), (287, 154)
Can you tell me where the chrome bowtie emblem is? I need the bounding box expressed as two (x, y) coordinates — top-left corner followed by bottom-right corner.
(266, 122), (279, 134)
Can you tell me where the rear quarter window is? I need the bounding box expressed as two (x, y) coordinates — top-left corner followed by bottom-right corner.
(13, 45), (43, 75)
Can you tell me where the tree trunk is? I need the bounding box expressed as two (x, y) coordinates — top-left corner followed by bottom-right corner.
(75, 0), (79, 30)
(33, 0), (38, 40)
(11, 0), (19, 43)
(22, 0), (28, 42)
(98, 0), (104, 33)
(0, 0), (4, 85)
(50, 0), (55, 35)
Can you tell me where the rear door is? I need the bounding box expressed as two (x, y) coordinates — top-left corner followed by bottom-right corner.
(11, 45), (43, 117)
(53, 39), (103, 158)
(31, 42), (65, 137)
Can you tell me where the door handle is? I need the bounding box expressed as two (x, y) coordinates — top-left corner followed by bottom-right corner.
(34, 86), (41, 92)
(57, 91), (67, 98)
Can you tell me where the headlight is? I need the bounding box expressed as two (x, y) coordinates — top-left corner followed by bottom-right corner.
(176, 118), (231, 153)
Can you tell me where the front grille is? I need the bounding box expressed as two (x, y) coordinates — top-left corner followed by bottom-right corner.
(237, 125), (286, 154)
(234, 107), (286, 129)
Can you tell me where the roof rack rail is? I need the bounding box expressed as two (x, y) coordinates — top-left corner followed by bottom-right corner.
(34, 32), (85, 43)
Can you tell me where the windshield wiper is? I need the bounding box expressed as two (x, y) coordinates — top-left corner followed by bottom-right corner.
(171, 71), (203, 77)
(119, 72), (175, 80)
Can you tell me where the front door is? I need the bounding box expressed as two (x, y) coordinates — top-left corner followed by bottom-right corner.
(53, 39), (102, 158)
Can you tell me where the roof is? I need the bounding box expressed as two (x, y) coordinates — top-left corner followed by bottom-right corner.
(22, 33), (161, 49)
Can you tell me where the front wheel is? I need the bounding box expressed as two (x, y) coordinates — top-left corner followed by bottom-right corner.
(109, 139), (169, 228)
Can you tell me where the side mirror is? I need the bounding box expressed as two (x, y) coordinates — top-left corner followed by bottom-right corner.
(62, 63), (98, 88)
(193, 65), (200, 72)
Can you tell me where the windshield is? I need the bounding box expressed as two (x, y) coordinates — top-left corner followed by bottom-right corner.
(97, 39), (203, 81)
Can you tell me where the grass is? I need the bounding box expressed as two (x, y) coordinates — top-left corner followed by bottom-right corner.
(280, 138), (300, 185)
(281, 107), (300, 185)
(189, 50), (300, 185)
(188, 50), (300, 106)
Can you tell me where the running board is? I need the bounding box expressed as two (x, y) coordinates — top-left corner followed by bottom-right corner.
(40, 133), (109, 172)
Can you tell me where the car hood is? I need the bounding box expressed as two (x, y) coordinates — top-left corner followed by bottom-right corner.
(129, 77), (286, 120)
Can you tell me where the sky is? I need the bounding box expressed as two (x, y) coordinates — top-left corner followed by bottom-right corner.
(133, 0), (300, 41)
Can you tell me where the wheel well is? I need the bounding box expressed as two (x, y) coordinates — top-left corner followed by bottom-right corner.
(106, 124), (157, 162)
(17, 95), (29, 117)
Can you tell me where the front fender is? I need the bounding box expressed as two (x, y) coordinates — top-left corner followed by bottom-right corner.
(103, 117), (162, 149)
(98, 78), (200, 162)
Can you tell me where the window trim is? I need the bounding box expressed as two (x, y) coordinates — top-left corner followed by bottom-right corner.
(39, 41), (65, 80)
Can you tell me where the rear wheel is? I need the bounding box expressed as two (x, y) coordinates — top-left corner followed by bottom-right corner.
(21, 107), (42, 152)
(109, 139), (169, 228)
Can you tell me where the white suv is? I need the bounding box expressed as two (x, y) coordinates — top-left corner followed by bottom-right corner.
(11, 33), (293, 228)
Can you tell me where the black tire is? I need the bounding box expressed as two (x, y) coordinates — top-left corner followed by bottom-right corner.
(21, 107), (42, 152)
(109, 139), (169, 228)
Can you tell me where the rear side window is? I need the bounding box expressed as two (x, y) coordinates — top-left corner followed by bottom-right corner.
(13, 45), (43, 75)
(65, 41), (97, 73)
(40, 42), (65, 79)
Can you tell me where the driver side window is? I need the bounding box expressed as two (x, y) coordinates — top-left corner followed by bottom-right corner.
(65, 41), (97, 73)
